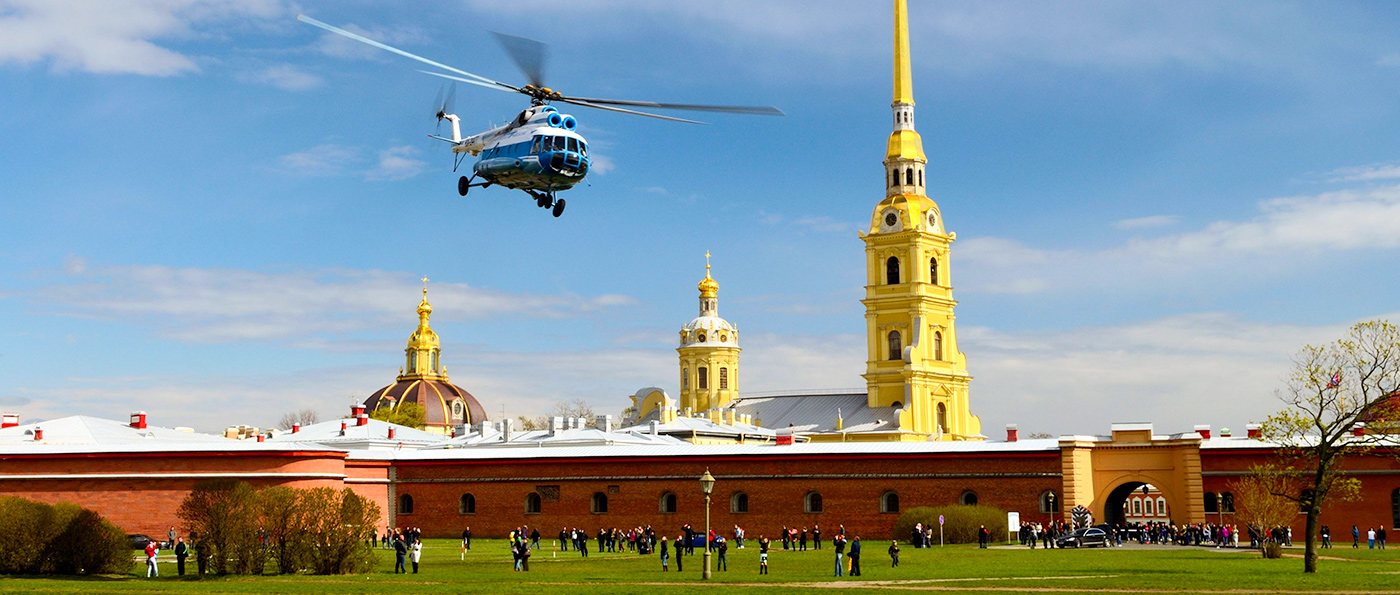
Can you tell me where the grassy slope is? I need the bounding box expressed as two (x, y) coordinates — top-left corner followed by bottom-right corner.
(2, 539), (1398, 594)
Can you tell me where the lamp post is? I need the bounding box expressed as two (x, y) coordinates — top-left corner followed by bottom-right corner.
(700, 469), (715, 580)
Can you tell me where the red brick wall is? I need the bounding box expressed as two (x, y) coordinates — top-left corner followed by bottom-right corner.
(1201, 447), (1400, 536)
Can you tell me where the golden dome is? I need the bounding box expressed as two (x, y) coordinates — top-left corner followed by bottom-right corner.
(407, 282), (439, 351)
(698, 252), (718, 298)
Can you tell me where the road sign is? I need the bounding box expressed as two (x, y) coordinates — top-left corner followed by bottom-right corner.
(938, 515), (945, 525)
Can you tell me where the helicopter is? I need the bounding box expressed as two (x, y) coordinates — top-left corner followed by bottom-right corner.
(298, 15), (783, 217)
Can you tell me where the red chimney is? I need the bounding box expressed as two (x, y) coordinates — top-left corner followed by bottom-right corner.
(1246, 423), (1261, 439)
(1353, 423), (1366, 437)
(356, 414), (369, 427)
(1, 413), (18, 428)
(33, 427), (43, 441)
(130, 411), (148, 430)
(1194, 425), (1211, 440)
(352, 405), (366, 417)
(388, 428), (396, 439)
(1006, 424), (1019, 442)
(256, 434), (265, 442)
(292, 423), (300, 433)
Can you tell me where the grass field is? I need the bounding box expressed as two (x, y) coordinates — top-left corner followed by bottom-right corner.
(2, 539), (1398, 594)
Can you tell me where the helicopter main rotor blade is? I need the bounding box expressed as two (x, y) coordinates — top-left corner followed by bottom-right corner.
(418, 70), (518, 95)
(491, 31), (547, 89)
(298, 14), (518, 92)
(559, 98), (705, 124)
(563, 96), (785, 116)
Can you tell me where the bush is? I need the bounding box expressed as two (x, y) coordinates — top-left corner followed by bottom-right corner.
(178, 479), (264, 575)
(892, 505), (1007, 544)
(0, 496), (131, 575)
(299, 487), (379, 575)
(1261, 542), (1284, 559)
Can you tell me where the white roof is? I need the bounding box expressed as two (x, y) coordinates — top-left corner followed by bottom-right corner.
(431, 426), (685, 449)
(267, 417), (442, 451)
(0, 416), (339, 455)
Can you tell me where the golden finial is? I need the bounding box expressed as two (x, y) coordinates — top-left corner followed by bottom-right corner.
(421, 275), (429, 295)
(698, 252), (718, 298)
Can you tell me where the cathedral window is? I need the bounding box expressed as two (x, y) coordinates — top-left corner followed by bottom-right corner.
(1040, 491), (1060, 514)
(1220, 493), (1234, 512)
(937, 403), (948, 433)
(682, 368), (688, 390)
(905, 167), (913, 185)
(888, 331), (902, 361)
(930, 257), (939, 285)
(720, 367), (729, 389)
(934, 331), (943, 361)
(698, 367), (708, 390)
(886, 257), (900, 284)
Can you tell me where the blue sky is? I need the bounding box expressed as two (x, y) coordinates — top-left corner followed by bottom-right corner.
(2, 0), (1399, 436)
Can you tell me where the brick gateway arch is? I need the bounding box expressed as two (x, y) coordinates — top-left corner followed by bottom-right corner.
(1060, 423), (1206, 527)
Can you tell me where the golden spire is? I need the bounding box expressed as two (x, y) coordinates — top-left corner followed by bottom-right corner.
(698, 251), (718, 298)
(893, 0), (913, 106)
(408, 276), (439, 350)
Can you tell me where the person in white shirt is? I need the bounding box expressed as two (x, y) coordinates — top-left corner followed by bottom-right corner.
(411, 539), (423, 573)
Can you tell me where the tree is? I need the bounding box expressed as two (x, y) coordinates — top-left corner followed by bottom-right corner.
(1260, 320), (1400, 573)
(1228, 465), (1299, 558)
(277, 408), (321, 430)
(369, 402), (426, 429)
(299, 487), (379, 574)
(261, 486), (306, 575)
(177, 479), (263, 575)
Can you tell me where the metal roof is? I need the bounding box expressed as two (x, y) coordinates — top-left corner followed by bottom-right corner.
(0, 416), (341, 455)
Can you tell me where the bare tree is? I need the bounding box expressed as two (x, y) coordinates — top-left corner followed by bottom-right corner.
(277, 408), (321, 430)
(1228, 465), (1299, 558)
(1260, 320), (1400, 573)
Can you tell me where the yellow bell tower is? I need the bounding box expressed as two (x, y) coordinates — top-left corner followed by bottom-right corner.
(677, 253), (740, 414)
(400, 276), (447, 382)
(859, 0), (981, 440)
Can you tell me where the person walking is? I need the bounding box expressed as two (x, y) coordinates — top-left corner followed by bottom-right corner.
(759, 535), (770, 575)
(144, 540), (159, 578)
(978, 525), (990, 549)
(660, 536), (670, 571)
(1353, 524), (1361, 548)
(888, 540), (900, 567)
(717, 535), (728, 571)
(1380, 526), (1388, 549)
(833, 534), (846, 577)
(1321, 525), (1331, 549)
(410, 538), (422, 573)
(461, 527), (472, 550)
(174, 537), (188, 576)
(849, 536), (862, 577)
(393, 533), (408, 574)
(167, 526), (177, 549)
(1369, 527), (1377, 549)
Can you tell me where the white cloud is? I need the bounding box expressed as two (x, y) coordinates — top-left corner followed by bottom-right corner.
(0, 0), (284, 76)
(1327, 162), (1400, 183)
(37, 263), (636, 344)
(1113, 215), (1179, 230)
(242, 63), (321, 90)
(365, 145), (426, 181)
(587, 153), (615, 174)
(757, 211), (852, 234)
(277, 144), (358, 176)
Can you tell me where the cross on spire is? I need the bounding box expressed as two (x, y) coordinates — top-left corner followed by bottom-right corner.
(421, 275), (429, 295)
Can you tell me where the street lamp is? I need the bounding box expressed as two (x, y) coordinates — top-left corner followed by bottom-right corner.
(700, 469), (715, 580)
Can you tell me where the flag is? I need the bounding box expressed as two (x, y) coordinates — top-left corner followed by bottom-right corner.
(1326, 373), (1341, 388)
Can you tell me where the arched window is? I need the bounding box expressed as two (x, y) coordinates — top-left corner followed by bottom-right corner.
(933, 331), (943, 361)
(731, 492), (749, 514)
(937, 403), (948, 433)
(805, 492), (823, 513)
(682, 368), (688, 390)
(698, 367), (708, 390)
(525, 492), (542, 514)
(891, 169), (898, 187)
(408, 352), (417, 370)
(398, 494), (414, 515)
(1204, 492), (1218, 513)
(888, 331), (902, 361)
(918, 169), (923, 186)
(886, 256), (900, 284)
(459, 493), (475, 515)
(960, 491), (978, 506)
(1040, 491), (1060, 514)
(891, 401), (902, 408)
(929, 257), (939, 285)
(431, 351), (440, 371)
(1392, 488), (1400, 530)
(881, 491), (899, 514)
(1157, 497), (1167, 516)
(592, 492), (608, 514)
(720, 367), (729, 390)
(659, 492), (678, 514)
(1133, 499), (1141, 515)
(1219, 492), (1234, 513)
(905, 167), (914, 185)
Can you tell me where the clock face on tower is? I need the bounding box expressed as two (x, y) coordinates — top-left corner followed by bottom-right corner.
(927, 211), (937, 230)
(879, 208), (903, 233)
(884, 212), (898, 227)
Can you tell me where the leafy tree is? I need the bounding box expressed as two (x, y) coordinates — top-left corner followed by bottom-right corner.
(0, 497), (129, 575)
(277, 408), (321, 430)
(1260, 320), (1400, 573)
(1228, 465), (1299, 558)
(369, 402), (426, 429)
(178, 479), (263, 575)
(261, 486), (306, 574)
(299, 487), (380, 574)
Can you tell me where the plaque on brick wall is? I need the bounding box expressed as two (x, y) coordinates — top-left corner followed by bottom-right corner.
(537, 485), (561, 502)
(608, 485), (620, 495)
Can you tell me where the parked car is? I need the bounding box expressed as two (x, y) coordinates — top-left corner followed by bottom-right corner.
(127, 534), (155, 550)
(1056, 527), (1111, 548)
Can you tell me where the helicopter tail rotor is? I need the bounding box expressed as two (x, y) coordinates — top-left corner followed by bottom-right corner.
(433, 83), (458, 137)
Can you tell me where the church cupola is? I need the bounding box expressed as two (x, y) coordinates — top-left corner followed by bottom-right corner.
(402, 276), (444, 381)
(678, 253), (740, 414)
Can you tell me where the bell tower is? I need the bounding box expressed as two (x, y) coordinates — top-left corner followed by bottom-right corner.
(401, 276), (447, 382)
(859, 0), (981, 440)
(677, 253), (740, 414)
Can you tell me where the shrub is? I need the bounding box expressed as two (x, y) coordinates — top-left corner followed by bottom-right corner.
(892, 505), (1007, 544)
(1262, 542), (1284, 559)
(0, 497), (131, 575)
(47, 508), (131, 575)
(178, 479), (264, 575)
(299, 487), (379, 575)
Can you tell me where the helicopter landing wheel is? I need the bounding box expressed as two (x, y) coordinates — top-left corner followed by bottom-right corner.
(552, 198), (566, 218)
(535, 195), (550, 208)
(458, 176), (470, 196)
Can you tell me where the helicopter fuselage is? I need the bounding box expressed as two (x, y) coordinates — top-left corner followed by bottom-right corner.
(440, 105), (591, 194)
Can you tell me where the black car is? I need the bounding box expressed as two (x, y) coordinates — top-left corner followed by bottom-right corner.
(127, 534), (155, 550)
(1056, 527), (1111, 548)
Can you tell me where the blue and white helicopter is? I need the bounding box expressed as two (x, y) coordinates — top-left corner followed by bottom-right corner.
(299, 15), (783, 217)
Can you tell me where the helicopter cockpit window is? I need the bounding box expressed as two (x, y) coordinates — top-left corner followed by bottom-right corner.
(567, 137), (579, 153)
(553, 136), (567, 151)
(532, 137), (543, 154)
(579, 142), (588, 156)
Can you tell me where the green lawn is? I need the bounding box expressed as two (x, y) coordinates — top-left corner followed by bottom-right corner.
(2, 539), (1398, 594)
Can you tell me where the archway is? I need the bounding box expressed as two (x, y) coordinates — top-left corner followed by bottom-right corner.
(1103, 481), (1176, 528)
(1104, 482), (1147, 528)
